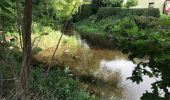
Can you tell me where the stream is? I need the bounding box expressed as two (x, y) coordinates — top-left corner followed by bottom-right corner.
(34, 37), (159, 100)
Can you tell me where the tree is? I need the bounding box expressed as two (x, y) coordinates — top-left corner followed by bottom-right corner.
(0, 0), (16, 32)
(19, 0), (32, 99)
(1, 0), (81, 99)
(32, 0), (82, 28)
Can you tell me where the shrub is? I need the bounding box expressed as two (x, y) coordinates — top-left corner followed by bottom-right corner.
(30, 67), (95, 100)
(91, 0), (102, 13)
(73, 4), (93, 22)
(125, 0), (138, 8)
(159, 14), (170, 27)
(134, 16), (159, 29)
(100, 0), (124, 7)
(80, 4), (93, 18)
(91, 0), (123, 14)
(91, 0), (124, 7)
(104, 17), (141, 36)
(97, 7), (160, 20)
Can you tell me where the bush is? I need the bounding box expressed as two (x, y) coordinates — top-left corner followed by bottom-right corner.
(100, 0), (124, 7)
(30, 67), (95, 100)
(97, 7), (160, 20)
(160, 14), (170, 27)
(80, 4), (93, 18)
(91, 0), (124, 8)
(91, 0), (123, 13)
(134, 16), (159, 29)
(104, 17), (141, 36)
(73, 4), (93, 22)
(125, 0), (138, 8)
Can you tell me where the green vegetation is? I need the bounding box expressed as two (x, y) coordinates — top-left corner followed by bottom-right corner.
(32, 0), (82, 27)
(125, 0), (138, 8)
(76, 0), (125, 18)
(91, 0), (124, 10)
(75, 15), (159, 48)
(74, 0), (139, 21)
(97, 7), (160, 20)
(75, 11), (170, 99)
(160, 14), (170, 27)
(0, 33), (94, 100)
(76, 15), (159, 36)
(73, 4), (93, 22)
(0, 0), (95, 99)
(97, 0), (124, 7)
(1, 0), (170, 99)
(32, 23), (81, 50)
(30, 67), (95, 100)
(0, 64), (95, 99)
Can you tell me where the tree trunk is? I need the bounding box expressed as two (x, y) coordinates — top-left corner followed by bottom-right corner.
(19, 0), (32, 99)
(16, 0), (23, 50)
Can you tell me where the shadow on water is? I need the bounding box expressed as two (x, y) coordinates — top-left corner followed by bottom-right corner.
(34, 38), (159, 100)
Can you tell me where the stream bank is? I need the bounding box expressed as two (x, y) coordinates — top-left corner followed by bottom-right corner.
(33, 33), (159, 100)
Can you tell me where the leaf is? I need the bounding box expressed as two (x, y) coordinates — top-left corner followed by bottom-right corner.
(1, 6), (12, 14)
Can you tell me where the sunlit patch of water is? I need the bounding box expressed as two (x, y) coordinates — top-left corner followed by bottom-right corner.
(98, 59), (159, 100)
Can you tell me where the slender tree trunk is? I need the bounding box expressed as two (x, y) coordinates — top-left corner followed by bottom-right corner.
(16, 0), (23, 50)
(19, 0), (32, 99)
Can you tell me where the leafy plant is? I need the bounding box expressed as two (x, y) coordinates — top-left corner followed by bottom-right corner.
(134, 16), (159, 29)
(125, 0), (138, 8)
(30, 67), (95, 100)
(91, 0), (123, 7)
(160, 14), (170, 27)
(76, 7), (170, 100)
(101, 0), (124, 7)
(96, 7), (160, 20)
(32, 0), (82, 28)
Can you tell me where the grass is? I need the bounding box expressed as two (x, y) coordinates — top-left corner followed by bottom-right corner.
(75, 15), (104, 34)
(75, 16), (121, 36)
(32, 31), (81, 50)
(5, 22), (82, 52)
(31, 23), (82, 50)
(75, 19), (102, 34)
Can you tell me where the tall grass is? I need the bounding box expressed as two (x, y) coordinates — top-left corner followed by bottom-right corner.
(32, 23), (81, 50)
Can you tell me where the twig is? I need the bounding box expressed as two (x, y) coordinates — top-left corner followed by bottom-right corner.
(46, 2), (79, 75)
(46, 31), (64, 74)
(31, 34), (45, 49)
(1, 78), (16, 81)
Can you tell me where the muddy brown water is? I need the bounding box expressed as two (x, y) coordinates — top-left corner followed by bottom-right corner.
(34, 39), (158, 100)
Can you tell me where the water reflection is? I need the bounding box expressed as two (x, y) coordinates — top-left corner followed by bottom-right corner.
(99, 59), (157, 100)
(34, 39), (159, 100)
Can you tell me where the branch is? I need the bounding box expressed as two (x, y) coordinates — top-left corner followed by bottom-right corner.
(46, 2), (79, 75)
(16, 0), (23, 51)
